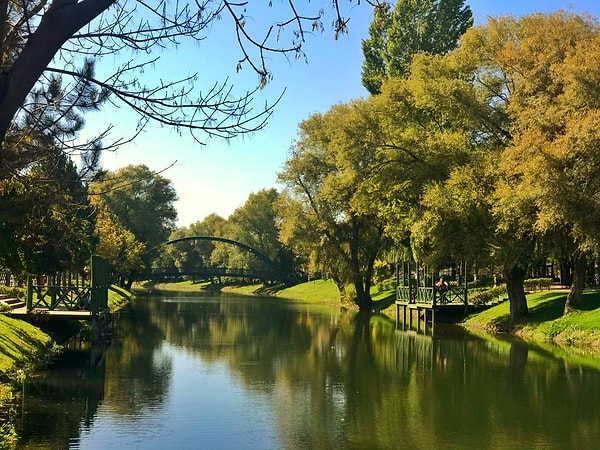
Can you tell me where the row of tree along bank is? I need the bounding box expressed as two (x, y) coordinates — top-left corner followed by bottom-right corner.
(158, 8), (600, 328)
(5, 2), (600, 335)
(218, 281), (600, 356)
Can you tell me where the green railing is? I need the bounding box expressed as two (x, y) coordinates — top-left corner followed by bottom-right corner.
(26, 255), (108, 315)
(396, 285), (468, 305)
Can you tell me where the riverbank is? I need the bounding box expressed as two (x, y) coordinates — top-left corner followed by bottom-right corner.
(0, 285), (133, 447)
(134, 280), (600, 355)
(223, 282), (600, 356)
(464, 289), (600, 354)
(138, 279), (395, 309)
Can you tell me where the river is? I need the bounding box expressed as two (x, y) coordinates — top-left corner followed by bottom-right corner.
(13, 293), (600, 449)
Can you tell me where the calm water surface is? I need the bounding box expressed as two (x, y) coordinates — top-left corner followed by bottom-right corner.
(14, 294), (600, 449)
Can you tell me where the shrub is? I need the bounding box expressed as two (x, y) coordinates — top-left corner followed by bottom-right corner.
(523, 278), (553, 292)
(0, 285), (25, 300)
(469, 285), (508, 306)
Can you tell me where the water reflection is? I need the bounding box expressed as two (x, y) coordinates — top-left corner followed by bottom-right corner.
(15, 294), (600, 449)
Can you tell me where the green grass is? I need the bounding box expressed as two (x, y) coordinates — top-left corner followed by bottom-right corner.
(108, 285), (133, 310)
(0, 314), (54, 377)
(221, 283), (265, 296)
(133, 280), (220, 294)
(222, 279), (341, 303)
(275, 279), (340, 303)
(465, 289), (600, 353)
(143, 279), (398, 308)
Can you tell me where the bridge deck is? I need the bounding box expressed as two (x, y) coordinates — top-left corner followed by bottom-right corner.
(9, 306), (93, 320)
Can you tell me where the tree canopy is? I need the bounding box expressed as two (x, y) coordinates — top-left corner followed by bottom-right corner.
(361, 0), (473, 94)
(401, 11), (600, 319)
(89, 164), (178, 283)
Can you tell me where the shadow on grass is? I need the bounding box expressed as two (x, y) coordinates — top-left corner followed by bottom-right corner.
(526, 296), (566, 324)
(485, 291), (567, 331)
(487, 314), (512, 332)
(253, 284), (287, 296)
(527, 290), (600, 323)
(495, 290), (600, 330)
(575, 290), (600, 311)
(372, 294), (396, 312)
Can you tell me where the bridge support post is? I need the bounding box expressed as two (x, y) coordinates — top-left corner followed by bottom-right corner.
(90, 255), (110, 342)
(26, 275), (33, 311)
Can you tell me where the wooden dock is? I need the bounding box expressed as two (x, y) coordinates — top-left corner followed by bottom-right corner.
(8, 306), (93, 319)
(395, 300), (468, 332)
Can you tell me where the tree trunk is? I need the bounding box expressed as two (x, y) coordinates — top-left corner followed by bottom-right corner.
(348, 216), (373, 311)
(0, 0), (116, 147)
(564, 252), (586, 315)
(352, 272), (372, 311)
(506, 265), (528, 324)
(559, 257), (572, 287)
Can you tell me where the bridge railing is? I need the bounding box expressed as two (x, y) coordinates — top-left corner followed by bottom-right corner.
(27, 282), (92, 312)
(139, 266), (281, 281)
(26, 255), (109, 315)
(396, 285), (467, 305)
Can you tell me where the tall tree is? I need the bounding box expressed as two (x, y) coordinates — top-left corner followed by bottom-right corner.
(167, 214), (228, 277)
(484, 12), (600, 314)
(361, 0), (473, 94)
(406, 11), (600, 320)
(89, 164), (178, 278)
(1, 148), (95, 275)
(206, 190), (296, 279)
(91, 195), (145, 280)
(403, 19), (529, 321)
(228, 189), (292, 266)
(277, 101), (389, 310)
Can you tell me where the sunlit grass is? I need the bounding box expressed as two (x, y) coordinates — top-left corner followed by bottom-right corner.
(0, 314), (53, 376)
(276, 279), (340, 303)
(465, 289), (600, 353)
(221, 284), (264, 295)
(108, 285), (133, 310)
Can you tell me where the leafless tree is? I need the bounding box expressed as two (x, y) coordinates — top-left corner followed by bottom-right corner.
(0, 0), (380, 178)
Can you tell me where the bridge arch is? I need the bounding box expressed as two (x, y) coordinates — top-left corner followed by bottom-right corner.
(146, 235), (287, 281)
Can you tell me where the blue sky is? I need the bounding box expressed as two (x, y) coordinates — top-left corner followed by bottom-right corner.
(91, 1), (600, 227)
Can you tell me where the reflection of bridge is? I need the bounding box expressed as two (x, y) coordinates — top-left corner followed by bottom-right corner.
(142, 235), (297, 283)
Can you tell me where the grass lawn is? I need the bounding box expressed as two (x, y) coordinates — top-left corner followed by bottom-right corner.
(0, 314), (54, 377)
(275, 279), (341, 303)
(224, 279), (396, 308)
(221, 279), (341, 304)
(109, 285), (133, 310)
(465, 289), (600, 353)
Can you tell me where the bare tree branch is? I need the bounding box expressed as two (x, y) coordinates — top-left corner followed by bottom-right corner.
(0, 0), (381, 179)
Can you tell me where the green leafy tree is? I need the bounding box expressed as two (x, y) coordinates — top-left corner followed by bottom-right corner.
(91, 194), (145, 281)
(493, 12), (600, 313)
(167, 214), (227, 277)
(403, 20), (529, 321)
(206, 190), (296, 280)
(228, 189), (296, 274)
(361, 0), (473, 94)
(0, 148), (95, 275)
(411, 158), (496, 270)
(406, 11), (600, 320)
(0, 1), (377, 280)
(277, 101), (390, 310)
(90, 165), (178, 284)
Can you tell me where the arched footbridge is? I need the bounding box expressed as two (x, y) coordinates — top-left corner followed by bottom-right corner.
(138, 235), (298, 283)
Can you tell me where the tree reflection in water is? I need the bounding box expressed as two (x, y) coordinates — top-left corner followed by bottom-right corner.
(15, 294), (600, 449)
